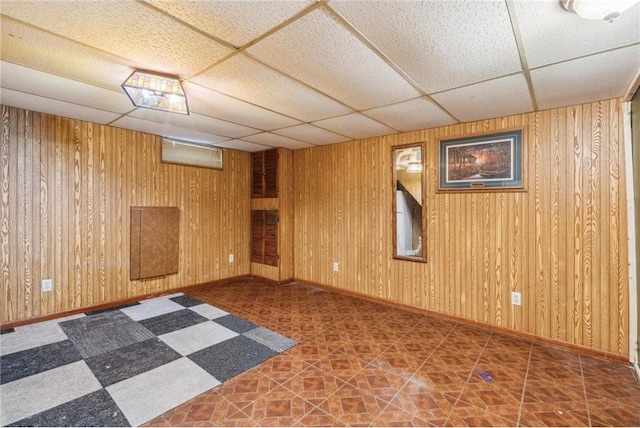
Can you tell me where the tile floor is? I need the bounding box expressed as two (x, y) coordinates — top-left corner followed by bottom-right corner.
(144, 279), (640, 427)
(0, 292), (296, 427)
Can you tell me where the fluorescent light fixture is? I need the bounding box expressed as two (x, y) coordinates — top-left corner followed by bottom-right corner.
(407, 162), (423, 173)
(560, 0), (639, 22)
(122, 70), (188, 115)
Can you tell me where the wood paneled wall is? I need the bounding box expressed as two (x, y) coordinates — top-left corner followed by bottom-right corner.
(1, 106), (251, 323)
(293, 99), (629, 356)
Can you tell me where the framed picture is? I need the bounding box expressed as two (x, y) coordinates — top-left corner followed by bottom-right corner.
(438, 128), (525, 192)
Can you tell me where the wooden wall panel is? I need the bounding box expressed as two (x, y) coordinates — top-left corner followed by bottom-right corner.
(293, 99), (629, 356)
(1, 106), (251, 323)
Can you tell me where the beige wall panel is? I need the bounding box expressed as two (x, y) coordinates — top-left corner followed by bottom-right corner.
(293, 99), (629, 356)
(1, 105), (251, 323)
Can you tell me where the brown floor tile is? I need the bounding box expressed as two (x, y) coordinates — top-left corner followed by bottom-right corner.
(144, 280), (639, 427)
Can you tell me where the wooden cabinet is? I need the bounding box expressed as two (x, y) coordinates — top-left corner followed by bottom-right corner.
(130, 207), (179, 280)
(251, 149), (278, 198)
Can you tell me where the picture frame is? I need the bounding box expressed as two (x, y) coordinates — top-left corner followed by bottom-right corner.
(438, 128), (525, 192)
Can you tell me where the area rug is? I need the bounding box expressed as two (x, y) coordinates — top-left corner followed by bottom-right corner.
(0, 293), (298, 426)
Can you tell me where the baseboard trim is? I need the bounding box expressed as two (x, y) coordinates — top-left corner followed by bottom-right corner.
(0, 275), (250, 330)
(248, 275), (295, 286)
(294, 278), (630, 364)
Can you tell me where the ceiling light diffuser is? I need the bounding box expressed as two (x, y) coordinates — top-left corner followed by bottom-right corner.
(560, 0), (639, 22)
(122, 70), (189, 115)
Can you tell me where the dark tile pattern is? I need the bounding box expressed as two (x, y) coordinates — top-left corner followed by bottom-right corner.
(139, 309), (208, 336)
(214, 314), (259, 333)
(1, 340), (82, 384)
(85, 302), (140, 316)
(142, 280), (640, 427)
(59, 311), (155, 358)
(85, 338), (181, 387)
(1, 291), (297, 427)
(1, 327), (15, 334)
(189, 335), (278, 382)
(170, 295), (204, 308)
(8, 389), (129, 427)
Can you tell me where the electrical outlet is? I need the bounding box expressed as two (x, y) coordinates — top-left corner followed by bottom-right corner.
(333, 262), (339, 272)
(511, 291), (521, 306)
(42, 279), (53, 292)
(228, 254), (234, 263)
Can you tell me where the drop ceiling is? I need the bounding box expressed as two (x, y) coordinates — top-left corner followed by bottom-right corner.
(1, 0), (638, 152)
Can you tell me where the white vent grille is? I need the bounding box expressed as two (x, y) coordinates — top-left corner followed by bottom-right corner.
(162, 138), (223, 170)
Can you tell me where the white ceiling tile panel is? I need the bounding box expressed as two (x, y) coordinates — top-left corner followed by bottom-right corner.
(111, 116), (230, 145)
(1, 61), (133, 114)
(127, 109), (259, 139)
(246, 8), (419, 110)
(312, 113), (396, 140)
(184, 83), (301, 131)
(0, 1), (232, 76)
(273, 124), (351, 146)
(242, 133), (314, 150)
(514, 1), (640, 68)
(0, 88), (121, 125)
(143, 0), (314, 47)
(364, 97), (457, 132)
(213, 139), (272, 153)
(1, 18), (134, 91)
(531, 45), (640, 111)
(330, 0), (522, 93)
(431, 74), (534, 123)
(193, 55), (351, 122)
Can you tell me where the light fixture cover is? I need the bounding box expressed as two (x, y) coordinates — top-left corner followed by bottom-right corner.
(561, 0), (639, 22)
(122, 71), (189, 115)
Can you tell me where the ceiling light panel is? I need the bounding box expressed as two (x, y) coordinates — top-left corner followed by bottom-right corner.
(364, 97), (457, 132)
(128, 109), (259, 139)
(0, 1), (232, 76)
(193, 55), (352, 122)
(514, 1), (640, 68)
(242, 133), (314, 150)
(1, 18), (134, 92)
(531, 45), (640, 110)
(185, 84), (301, 131)
(111, 116), (230, 145)
(330, 1), (522, 94)
(246, 8), (419, 110)
(0, 88), (121, 125)
(273, 124), (351, 146)
(1, 61), (133, 114)
(143, 0), (314, 48)
(431, 74), (533, 123)
(312, 113), (396, 140)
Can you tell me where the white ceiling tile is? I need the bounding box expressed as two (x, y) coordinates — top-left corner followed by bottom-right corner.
(273, 124), (351, 145)
(242, 133), (314, 150)
(432, 74), (534, 123)
(514, 1), (640, 68)
(532, 45), (640, 111)
(246, 8), (419, 109)
(364, 97), (457, 132)
(127, 109), (259, 139)
(1, 18), (134, 91)
(0, 88), (121, 124)
(143, 0), (314, 47)
(330, 0), (522, 93)
(1, 61), (133, 114)
(110, 116), (230, 145)
(0, 1), (232, 76)
(193, 55), (351, 122)
(312, 113), (396, 140)
(213, 139), (272, 152)
(184, 83), (301, 130)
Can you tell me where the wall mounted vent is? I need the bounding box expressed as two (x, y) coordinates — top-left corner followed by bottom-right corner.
(162, 138), (223, 170)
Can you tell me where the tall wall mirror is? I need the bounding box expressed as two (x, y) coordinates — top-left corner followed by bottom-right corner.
(392, 143), (426, 262)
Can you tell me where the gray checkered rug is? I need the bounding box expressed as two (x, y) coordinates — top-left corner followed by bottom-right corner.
(0, 293), (297, 426)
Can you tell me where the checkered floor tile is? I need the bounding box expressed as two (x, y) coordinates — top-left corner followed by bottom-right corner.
(0, 293), (297, 427)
